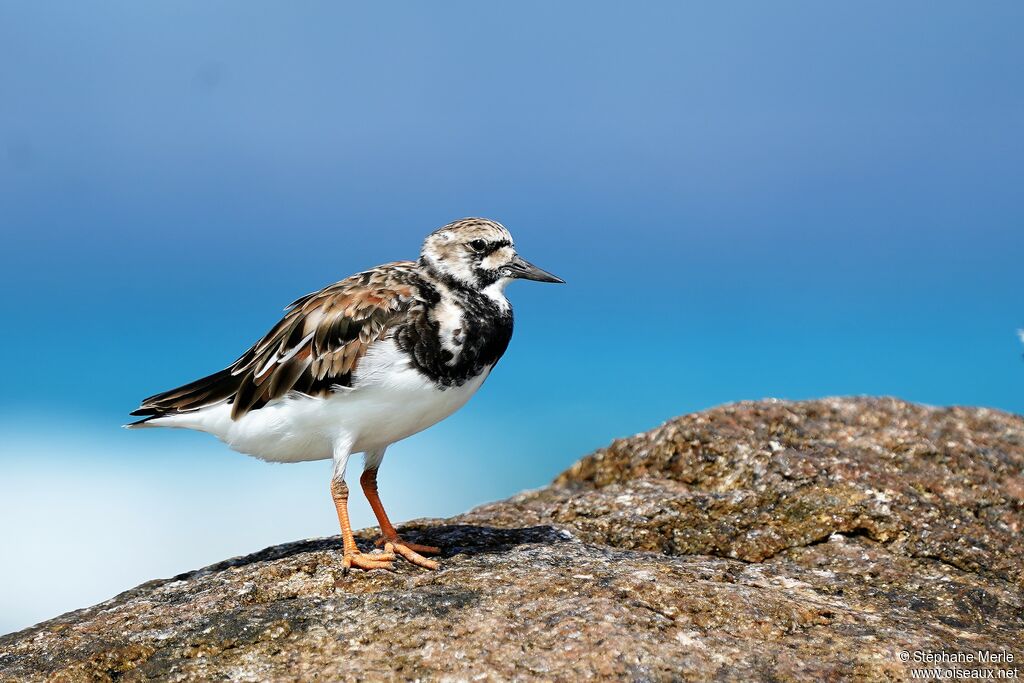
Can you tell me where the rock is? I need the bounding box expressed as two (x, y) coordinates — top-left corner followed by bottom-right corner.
(1, 397), (1022, 682)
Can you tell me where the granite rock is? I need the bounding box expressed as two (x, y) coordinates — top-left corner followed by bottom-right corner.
(2, 398), (1022, 681)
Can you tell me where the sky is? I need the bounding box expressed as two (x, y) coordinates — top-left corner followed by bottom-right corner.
(1, 2), (1022, 635)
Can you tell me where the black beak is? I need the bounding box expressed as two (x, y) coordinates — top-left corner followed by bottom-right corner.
(504, 254), (565, 284)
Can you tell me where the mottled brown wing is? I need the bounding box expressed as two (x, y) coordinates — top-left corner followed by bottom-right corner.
(131, 262), (420, 421)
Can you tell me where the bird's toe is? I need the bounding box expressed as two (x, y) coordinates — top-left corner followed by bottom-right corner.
(341, 550), (395, 572)
(383, 540), (441, 570)
(376, 536), (440, 555)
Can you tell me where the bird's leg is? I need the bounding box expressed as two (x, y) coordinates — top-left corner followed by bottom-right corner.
(360, 467), (440, 570)
(330, 478), (394, 571)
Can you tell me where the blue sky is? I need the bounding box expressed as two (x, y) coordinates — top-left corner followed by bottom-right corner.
(1, 2), (1022, 634)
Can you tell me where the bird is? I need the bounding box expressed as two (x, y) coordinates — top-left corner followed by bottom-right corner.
(127, 218), (563, 571)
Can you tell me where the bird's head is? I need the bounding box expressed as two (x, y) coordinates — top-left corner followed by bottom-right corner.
(420, 218), (564, 292)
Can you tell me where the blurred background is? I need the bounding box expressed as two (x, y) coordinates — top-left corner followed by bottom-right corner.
(2, 2), (1022, 635)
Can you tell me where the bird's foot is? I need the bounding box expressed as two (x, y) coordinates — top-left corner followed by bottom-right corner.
(341, 549), (395, 572)
(375, 536), (441, 570)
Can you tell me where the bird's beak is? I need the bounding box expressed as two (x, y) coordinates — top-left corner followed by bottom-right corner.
(505, 254), (565, 284)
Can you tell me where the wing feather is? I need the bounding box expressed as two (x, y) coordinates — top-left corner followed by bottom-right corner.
(130, 262), (421, 422)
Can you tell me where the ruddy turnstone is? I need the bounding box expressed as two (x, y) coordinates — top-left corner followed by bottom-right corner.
(127, 218), (563, 571)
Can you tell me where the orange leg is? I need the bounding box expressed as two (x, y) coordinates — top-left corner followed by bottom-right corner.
(360, 468), (440, 570)
(331, 478), (394, 571)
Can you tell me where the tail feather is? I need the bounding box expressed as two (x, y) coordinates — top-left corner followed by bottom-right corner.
(123, 416), (160, 429)
(129, 367), (242, 425)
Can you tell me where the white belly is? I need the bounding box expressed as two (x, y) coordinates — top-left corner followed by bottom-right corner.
(147, 340), (490, 463)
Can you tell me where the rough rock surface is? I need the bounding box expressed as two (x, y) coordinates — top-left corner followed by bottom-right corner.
(2, 398), (1022, 682)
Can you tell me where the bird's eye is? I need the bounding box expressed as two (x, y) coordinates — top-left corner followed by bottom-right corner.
(469, 239), (488, 253)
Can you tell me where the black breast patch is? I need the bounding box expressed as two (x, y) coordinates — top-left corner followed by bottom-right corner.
(392, 280), (513, 387)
